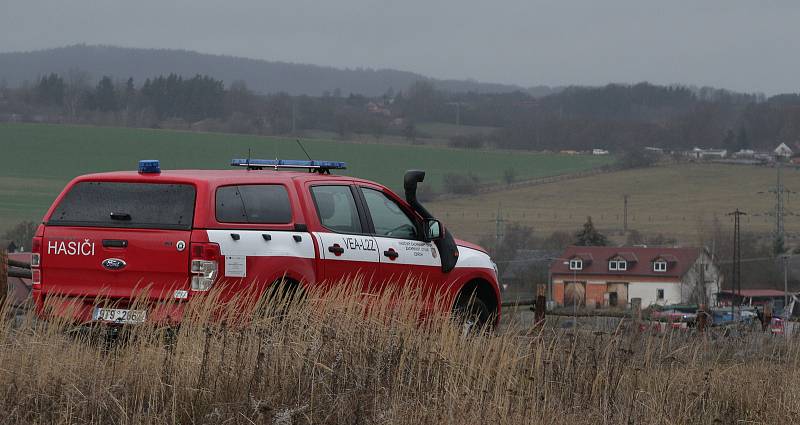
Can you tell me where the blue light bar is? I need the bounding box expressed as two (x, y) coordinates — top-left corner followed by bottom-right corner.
(230, 159), (347, 171)
(138, 160), (161, 174)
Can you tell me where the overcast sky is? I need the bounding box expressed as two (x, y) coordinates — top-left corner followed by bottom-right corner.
(2, 0), (799, 94)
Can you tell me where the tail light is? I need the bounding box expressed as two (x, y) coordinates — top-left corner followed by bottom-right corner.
(190, 242), (220, 291)
(31, 236), (42, 286)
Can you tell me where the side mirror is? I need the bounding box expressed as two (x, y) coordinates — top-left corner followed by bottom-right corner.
(424, 219), (443, 242)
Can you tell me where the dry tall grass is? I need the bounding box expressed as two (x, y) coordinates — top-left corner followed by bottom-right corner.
(1, 285), (799, 424)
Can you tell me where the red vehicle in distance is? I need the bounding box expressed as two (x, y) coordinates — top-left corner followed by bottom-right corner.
(31, 159), (501, 328)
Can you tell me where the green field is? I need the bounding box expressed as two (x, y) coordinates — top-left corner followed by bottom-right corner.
(429, 163), (800, 244)
(0, 123), (612, 232)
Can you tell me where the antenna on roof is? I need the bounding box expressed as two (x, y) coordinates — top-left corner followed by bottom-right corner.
(274, 138), (278, 166)
(296, 139), (312, 161)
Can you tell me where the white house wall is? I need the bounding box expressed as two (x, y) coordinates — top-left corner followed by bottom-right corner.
(680, 253), (721, 306)
(627, 281), (682, 306)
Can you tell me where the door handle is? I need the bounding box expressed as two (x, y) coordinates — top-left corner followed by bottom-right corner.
(383, 248), (399, 260)
(328, 244), (344, 256)
(102, 239), (128, 248)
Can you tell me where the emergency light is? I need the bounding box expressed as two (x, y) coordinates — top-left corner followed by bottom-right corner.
(138, 160), (161, 174)
(230, 158), (347, 173)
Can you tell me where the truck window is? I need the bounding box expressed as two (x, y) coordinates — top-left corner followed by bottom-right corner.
(216, 185), (292, 224)
(361, 188), (418, 239)
(311, 185), (362, 233)
(49, 182), (196, 230)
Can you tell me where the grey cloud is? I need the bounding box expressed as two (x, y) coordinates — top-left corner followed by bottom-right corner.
(1, 0), (799, 94)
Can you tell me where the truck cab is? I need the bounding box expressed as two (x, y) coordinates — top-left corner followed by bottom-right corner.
(32, 159), (501, 327)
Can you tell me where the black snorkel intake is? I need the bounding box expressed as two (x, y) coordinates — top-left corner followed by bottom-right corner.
(404, 170), (433, 219)
(404, 170), (459, 273)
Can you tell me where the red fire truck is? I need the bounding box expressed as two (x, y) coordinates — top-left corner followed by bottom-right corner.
(31, 159), (501, 328)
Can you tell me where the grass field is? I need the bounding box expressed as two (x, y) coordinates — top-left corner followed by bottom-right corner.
(429, 163), (800, 244)
(2, 286), (797, 424)
(302, 122), (497, 145)
(0, 123), (612, 233)
(415, 121), (498, 138)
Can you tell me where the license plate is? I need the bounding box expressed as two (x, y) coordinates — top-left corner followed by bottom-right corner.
(93, 308), (147, 324)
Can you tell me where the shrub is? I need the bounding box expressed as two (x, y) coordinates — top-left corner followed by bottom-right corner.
(442, 172), (480, 194)
(2, 220), (36, 251)
(503, 168), (517, 185)
(617, 149), (658, 169)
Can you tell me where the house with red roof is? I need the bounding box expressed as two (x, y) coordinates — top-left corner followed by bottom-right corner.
(549, 246), (721, 308)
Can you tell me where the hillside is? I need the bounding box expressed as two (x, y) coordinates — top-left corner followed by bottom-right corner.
(0, 45), (534, 96)
(429, 163), (800, 244)
(0, 123), (611, 233)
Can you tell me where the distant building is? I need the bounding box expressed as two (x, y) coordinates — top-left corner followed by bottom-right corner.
(686, 147), (727, 160)
(754, 151), (775, 162)
(549, 246), (721, 308)
(716, 289), (796, 313)
(366, 102), (392, 116)
(775, 142), (793, 158)
(644, 147), (665, 155)
(592, 149), (609, 156)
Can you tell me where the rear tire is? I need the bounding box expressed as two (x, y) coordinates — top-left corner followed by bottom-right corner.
(257, 278), (303, 319)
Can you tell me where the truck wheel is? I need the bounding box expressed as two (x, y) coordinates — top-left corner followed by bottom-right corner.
(258, 278), (303, 319)
(454, 294), (492, 334)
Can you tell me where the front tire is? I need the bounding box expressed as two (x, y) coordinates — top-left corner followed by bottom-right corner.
(454, 294), (492, 334)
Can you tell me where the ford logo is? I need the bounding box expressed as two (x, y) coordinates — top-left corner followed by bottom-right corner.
(102, 258), (127, 271)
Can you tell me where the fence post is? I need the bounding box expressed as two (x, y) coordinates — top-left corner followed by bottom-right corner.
(534, 284), (547, 327)
(697, 303), (707, 333)
(631, 298), (642, 332)
(0, 249), (7, 308)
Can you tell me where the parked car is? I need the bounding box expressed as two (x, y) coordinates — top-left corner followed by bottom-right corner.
(770, 317), (785, 335)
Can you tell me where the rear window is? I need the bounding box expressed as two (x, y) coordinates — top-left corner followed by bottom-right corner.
(216, 185), (292, 224)
(49, 182), (196, 230)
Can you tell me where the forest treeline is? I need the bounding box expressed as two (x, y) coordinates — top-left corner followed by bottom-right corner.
(0, 45), (529, 97)
(3, 69), (800, 152)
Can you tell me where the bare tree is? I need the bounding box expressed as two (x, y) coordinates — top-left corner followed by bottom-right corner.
(64, 69), (91, 119)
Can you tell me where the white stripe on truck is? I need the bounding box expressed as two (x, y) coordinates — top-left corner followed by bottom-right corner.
(454, 246), (495, 270)
(313, 232), (380, 263)
(206, 230), (316, 258)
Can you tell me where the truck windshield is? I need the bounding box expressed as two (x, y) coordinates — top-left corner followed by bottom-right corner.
(48, 182), (196, 230)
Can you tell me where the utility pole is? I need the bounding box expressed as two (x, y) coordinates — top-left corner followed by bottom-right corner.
(727, 209), (746, 321)
(774, 161), (785, 252)
(783, 254), (790, 308)
(623, 194), (629, 233)
(777, 161), (783, 240)
(699, 260), (707, 306)
(495, 203), (506, 253)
